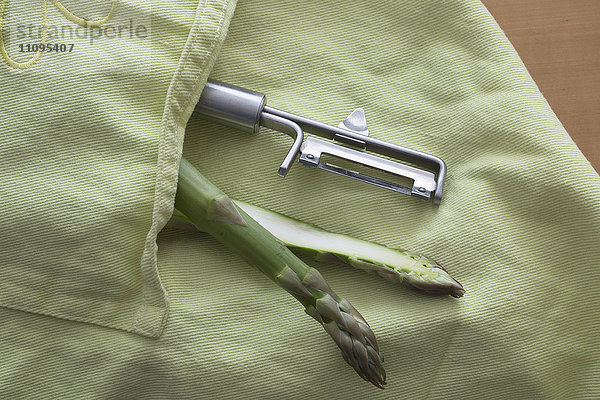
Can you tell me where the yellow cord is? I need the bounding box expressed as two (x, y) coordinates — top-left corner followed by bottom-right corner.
(50, 0), (118, 28)
(0, 0), (118, 69)
(0, 0), (48, 69)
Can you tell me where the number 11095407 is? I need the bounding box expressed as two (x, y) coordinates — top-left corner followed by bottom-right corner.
(19, 43), (74, 53)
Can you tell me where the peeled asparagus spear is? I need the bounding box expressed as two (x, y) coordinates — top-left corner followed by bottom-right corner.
(172, 202), (464, 298)
(175, 157), (386, 388)
(235, 201), (464, 298)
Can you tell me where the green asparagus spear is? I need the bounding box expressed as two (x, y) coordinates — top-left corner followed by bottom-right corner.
(175, 157), (386, 388)
(171, 202), (464, 298)
(234, 201), (464, 298)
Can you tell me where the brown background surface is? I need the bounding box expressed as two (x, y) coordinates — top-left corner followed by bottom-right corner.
(482, 0), (600, 173)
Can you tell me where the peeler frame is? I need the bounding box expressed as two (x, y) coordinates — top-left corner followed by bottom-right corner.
(194, 80), (446, 204)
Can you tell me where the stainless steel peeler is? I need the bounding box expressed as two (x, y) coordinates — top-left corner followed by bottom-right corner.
(193, 80), (447, 203)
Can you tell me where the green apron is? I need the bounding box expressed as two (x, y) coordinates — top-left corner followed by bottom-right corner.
(1, 0), (598, 398)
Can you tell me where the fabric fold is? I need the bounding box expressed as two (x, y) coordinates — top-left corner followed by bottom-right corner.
(0, 0), (238, 337)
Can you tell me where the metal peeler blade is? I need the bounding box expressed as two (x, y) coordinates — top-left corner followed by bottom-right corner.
(193, 80), (446, 204)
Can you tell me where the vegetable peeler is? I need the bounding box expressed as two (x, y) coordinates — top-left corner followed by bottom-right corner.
(193, 80), (447, 203)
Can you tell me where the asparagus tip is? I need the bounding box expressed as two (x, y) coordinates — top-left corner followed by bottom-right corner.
(207, 195), (247, 226)
(450, 282), (465, 298)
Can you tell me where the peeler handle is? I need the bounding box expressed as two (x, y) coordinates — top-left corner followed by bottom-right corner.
(194, 80), (266, 134)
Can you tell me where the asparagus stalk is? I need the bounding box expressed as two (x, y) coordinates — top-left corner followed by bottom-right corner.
(175, 157), (386, 388)
(235, 201), (463, 298)
(171, 203), (464, 298)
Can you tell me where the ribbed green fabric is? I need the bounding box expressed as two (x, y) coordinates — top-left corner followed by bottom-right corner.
(1, 0), (599, 398)
(0, 0), (236, 338)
